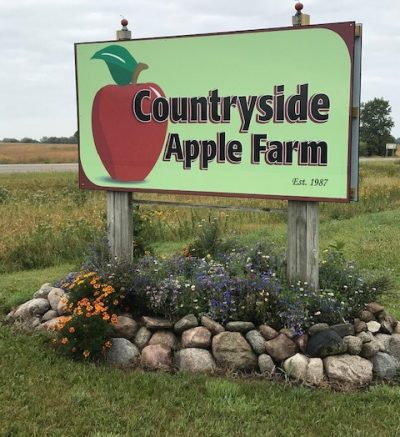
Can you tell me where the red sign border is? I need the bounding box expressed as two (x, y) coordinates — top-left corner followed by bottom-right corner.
(75, 21), (356, 203)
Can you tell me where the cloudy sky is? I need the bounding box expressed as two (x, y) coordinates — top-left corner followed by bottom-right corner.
(0, 0), (399, 139)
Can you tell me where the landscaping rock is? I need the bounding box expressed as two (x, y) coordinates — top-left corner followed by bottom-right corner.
(258, 354), (275, 374)
(357, 331), (374, 343)
(374, 333), (390, 352)
(366, 302), (384, 314)
(330, 323), (355, 338)
(141, 344), (172, 370)
(212, 332), (257, 371)
(258, 324), (279, 340)
(343, 336), (363, 355)
(57, 295), (70, 316)
(284, 353), (308, 381)
(200, 316), (224, 335)
(39, 317), (63, 332)
(105, 338), (140, 366)
(308, 323), (329, 336)
(265, 333), (298, 362)
(148, 330), (178, 349)
(33, 283), (53, 300)
(385, 333), (400, 363)
(174, 314), (198, 334)
(280, 328), (296, 339)
(14, 298), (50, 319)
(42, 310), (58, 322)
(114, 316), (139, 340)
(324, 355), (373, 385)
(394, 324), (400, 334)
(360, 339), (380, 358)
(353, 319), (367, 333)
(134, 327), (152, 350)
(306, 329), (346, 358)
(5, 311), (15, 323)
(360, 310), (375, 323)
(141, 316), (173, 330)
(16, 317), (41, 331)
(379, 314), (396, 335)
(174, 349), (216, 373)
(226, 321), (255, 333)
(295, 334), (308, 354)
(306, 358), (324, 385)
(181, 327), (211, 349)
(371, 352), (398, 379)
(47, 288), (65, 311)
(245, 330), (266, 355)
(366, 321), (381, 334)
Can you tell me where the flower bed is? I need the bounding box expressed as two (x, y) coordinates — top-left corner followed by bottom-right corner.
(5, 245), (399, 387)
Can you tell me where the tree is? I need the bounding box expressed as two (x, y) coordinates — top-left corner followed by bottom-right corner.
(360, 98), (394, 156)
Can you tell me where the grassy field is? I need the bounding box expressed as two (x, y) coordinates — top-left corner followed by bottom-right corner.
(1, 160), (400, 435)
(0, 142), (77, 164)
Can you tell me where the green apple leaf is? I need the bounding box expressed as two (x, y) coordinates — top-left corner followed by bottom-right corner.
(92, 45), (138, 85)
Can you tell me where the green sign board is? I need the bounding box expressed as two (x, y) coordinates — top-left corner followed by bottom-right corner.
(75, 22), (358, 202)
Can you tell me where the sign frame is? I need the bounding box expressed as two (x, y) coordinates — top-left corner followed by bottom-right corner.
(75, 22), (360, 203)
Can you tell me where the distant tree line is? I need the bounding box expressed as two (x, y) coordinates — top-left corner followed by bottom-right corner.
(1, 131), (78, 144)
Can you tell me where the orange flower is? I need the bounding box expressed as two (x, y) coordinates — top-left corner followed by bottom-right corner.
(111, 314), (118, 325)
(69, 327), (75, 334)
(61, 337), (69, 345)
(105, 340), (112, 348)
(102, 313), (110, 321)
(94, 283), (101, 289)
(83, 350), (90, 359)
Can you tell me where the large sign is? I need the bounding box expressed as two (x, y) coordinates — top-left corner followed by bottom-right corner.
(75, 22), (359, 202)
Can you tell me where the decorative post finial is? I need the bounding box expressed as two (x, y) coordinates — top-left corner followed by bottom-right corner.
(116, 17), (132, 40)
(293, 2), (310, 26)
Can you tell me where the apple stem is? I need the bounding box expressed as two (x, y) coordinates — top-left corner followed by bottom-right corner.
(132, 63), (149, 85)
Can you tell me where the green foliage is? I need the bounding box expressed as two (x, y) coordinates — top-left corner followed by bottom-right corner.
(55, 272), (122, 360)
(360, 98), (395, 156)
(185, 214), (235, 258)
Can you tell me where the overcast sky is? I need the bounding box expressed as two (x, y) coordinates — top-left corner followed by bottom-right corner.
(0, 0), (399, 139)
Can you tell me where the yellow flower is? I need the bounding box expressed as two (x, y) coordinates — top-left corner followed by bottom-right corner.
(83, 350), (90, 359)
(61, 337), (69, 345)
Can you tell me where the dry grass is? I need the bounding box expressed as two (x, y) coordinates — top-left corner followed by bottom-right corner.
(0, 143), (77, 164)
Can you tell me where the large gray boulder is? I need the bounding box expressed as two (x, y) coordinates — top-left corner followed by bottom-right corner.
(174, 314), (198, 334)
(212, 332), (257, 371)
(14, 298), (50, 320)
(134, 326), (152, 350)
(33, 283), (53, 300)
(174, 349), (216, 373)
(47, 288), (65, 311)
(201, 316), (224, 334)
(245, 330), (266, 355)
(324, 355), (373, 385)
(105, 338), (140, 366)
(371, 352), (399, 379)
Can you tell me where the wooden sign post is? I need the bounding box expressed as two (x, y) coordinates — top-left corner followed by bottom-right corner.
(287, 3), (319, 290)
(107, 19), (134, 262)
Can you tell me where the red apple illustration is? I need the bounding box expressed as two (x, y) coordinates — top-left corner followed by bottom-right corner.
(91, 45), (167, 181)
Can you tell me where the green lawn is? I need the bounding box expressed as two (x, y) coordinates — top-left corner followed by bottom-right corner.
(2, 163), (400, 435)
